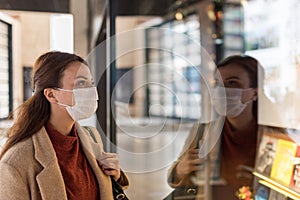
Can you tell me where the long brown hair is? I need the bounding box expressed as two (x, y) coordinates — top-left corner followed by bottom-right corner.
(216, 55), (260, 118)
(0, 51), (87, 159)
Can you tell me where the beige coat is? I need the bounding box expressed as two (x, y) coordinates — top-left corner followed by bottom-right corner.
(167, 119), (284, 188)
(0, 123), (129, 200)
(167, 120), (223, 188)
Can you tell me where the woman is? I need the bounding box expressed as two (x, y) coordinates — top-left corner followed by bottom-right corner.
(0, 51), (129, 200)
(166, 55), (261, 199)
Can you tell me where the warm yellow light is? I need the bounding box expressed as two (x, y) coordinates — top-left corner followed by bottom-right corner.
(241, 0), (248, 7)
(207, 4), (216, 21)
(175, 11), (183, 20)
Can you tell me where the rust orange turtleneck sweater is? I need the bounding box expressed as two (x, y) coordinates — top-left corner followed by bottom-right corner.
(221, 118), (258, 188)
(45, 123), (100, 200)
(213, 118), (258, 200)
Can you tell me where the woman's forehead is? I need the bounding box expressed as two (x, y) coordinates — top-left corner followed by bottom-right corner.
(64, 62), (89, 76)
(218, 64), (249, 79)
(61, 62), (91, 84)
(215, 64), (252, 87)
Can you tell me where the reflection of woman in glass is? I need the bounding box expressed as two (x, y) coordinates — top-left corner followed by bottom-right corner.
(167, 55), (260, 199)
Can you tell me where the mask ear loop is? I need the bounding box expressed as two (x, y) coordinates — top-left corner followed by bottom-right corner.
(252, 88), (258, 101)
(241, 88), (256, 104)
(242, 99), (253, 106)
(56, 102), (69, 107)
(55, 88), (74, 107)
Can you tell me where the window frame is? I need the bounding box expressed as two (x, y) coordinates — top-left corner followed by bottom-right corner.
(0, 19), (13, 120)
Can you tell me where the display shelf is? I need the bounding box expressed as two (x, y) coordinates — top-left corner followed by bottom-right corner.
(253, 172), (300, 200)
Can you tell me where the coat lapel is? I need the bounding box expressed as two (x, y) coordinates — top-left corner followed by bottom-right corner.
(32, 127), (68, 200)
(32, 125), (114, 200)
(35, 162), (68, 200)
(76, 124), (113, 200)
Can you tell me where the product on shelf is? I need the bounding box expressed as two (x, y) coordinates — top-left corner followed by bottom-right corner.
(270, 138), (298, 186)
(255, 134), (277, 176)
(254, 133), (300, 199)
(289, 146), (300, 192)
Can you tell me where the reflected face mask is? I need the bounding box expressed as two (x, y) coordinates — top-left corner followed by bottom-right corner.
(212, 86), (253, 118)
(56, 87), (98, 121)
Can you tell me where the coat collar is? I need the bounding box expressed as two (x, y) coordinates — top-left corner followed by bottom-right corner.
(32, 127), (68, 200)
(32, 124), (113, 200)
(76, 123), (113, 199)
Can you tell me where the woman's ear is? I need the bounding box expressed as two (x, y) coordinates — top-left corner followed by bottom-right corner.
(252, 88), (258, 101)
(44, 88), (57, 103)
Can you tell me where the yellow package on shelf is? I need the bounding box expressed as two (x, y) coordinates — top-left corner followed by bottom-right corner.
(270, 139), (298, 186)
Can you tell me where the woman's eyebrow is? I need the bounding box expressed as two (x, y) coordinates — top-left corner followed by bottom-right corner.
(75, 75), (88, 79)
(225, 76), (240, 80)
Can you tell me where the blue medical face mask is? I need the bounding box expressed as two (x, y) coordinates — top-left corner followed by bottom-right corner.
(56, 87), (98, 121)
(212, 86), (253, 117)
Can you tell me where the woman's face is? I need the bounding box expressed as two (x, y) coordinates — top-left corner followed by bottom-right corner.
(217, 63), (251, 89)
(55, 61), (94, 106)
(216, 63), (257, 104)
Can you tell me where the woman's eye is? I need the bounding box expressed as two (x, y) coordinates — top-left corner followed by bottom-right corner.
(75, 80), (95, 88)
(75, 80), (87, 88)
(225, 80), (238, 88)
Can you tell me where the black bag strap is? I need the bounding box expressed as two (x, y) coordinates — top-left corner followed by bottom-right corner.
(195, 123), (206, 149)
(83, 126), (97, 143)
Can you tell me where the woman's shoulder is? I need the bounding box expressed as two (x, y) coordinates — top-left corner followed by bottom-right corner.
(78, 124), (103, 144)
(0, 137), (35, 166)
